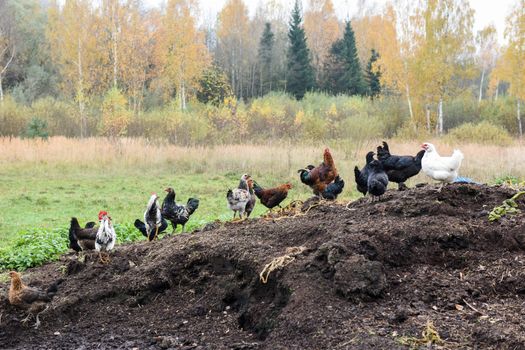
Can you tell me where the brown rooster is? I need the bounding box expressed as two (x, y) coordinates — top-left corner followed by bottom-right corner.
(253, 181), (292, 211)
(8, 271), (61, 329)
(298, 148), (338, 195)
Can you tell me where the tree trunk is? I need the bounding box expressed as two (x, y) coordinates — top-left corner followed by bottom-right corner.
(437, 98), (444, 135)
(478, 68), (485, 104)
(405, 84), (414, 121)
(112, 5), (118, 88)
(77, 38), (86, 138)
(0, 46), (15, 105)
(426, 105), (431, 132)
(495, 80), (499, 100)
(181, 81), (186, 111)
(518, 99), (523, 138)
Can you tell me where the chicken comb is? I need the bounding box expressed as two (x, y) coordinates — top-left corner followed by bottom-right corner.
(98, 210), (108, 220)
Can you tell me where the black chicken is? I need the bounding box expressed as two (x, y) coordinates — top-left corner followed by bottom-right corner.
(321, 175), (345, 200)
(354, 152), (375, 196)
(69, 217), (102, 252)
(377, 141), (425, 190)
(367, 160), (389, 200)
(161, 187), (200, 233)
(134, 194), (168, 241)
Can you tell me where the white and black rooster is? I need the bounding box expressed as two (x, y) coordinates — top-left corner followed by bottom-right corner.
(95, 211), (116, 264)
(134, 194), (168, 241)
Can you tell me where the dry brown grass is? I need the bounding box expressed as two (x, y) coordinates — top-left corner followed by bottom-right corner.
(0, 136), (524, 183)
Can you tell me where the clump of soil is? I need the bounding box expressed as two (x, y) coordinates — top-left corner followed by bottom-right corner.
(2, 184), (525, 349)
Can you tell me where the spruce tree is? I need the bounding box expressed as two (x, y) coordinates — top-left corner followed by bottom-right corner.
(340, 21), (366, 95)
(323, 21), (366, 96)
(258, 22), (275, 96)
(286, 0), (315, 100)
(366, 49), (381, 98)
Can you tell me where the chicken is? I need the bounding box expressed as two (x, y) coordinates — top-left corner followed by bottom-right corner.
(367, 160), (389, 200)
(421, 142), (464, 191)
(298, 148), (338, 196)
(161, 187), (200, 233)
(253, 181), (292, 211)
(244, 177), (257, 218)
(69, 212), (107, 253)
(227, 175), (252, 219)
(321, 175), (345, 200)
(376, 141), (425, 190)
(134, 194), (168, 241)
(8, 271), (61, 329)
(354, 151), (375, 196)
(95, 212), (116, 264)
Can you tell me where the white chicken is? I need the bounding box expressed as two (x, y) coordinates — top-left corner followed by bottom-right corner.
(421, 143), (464, 190)
(95, 211), (116, 264)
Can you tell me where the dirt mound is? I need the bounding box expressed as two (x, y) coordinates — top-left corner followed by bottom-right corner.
(2, 184), (525, 349)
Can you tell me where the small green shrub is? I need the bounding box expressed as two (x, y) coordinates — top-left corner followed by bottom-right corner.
(0, 223), (146, 271)
(445, 121), (513, 146)
(24, 117), (49, 139)
(0, 228), (68, 271)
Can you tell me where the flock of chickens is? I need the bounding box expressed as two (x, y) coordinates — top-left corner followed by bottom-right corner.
(8, 141), (466, 329)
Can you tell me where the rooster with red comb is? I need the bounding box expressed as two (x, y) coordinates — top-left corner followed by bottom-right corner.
(69, 210), (116, 263)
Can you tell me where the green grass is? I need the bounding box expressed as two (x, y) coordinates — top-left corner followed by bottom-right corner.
(0, 162), (353, 253)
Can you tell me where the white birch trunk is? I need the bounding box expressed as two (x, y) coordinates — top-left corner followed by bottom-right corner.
(478, 68), (485, 104)
(77, 38), (86, 138)
(438, 98), (444, 135)
(518, 99), (523, 138)
(181, 81), (186, 111)
(112, 9), (118, 88)
(426, 105), (431, 132)
(0, 46), (15, 104)
(405, 84), (414, 121)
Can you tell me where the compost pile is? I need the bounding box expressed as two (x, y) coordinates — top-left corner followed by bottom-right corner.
(2, 184), (525, 349)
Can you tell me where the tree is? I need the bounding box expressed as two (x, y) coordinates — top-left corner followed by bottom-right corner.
(258, 22), (275, 95)
(197, 66), (233, 106)
(46, 0), (100, 137)
(365, 49), (381, 98)
(153, 0), (210, 110)
(0, 1), (17, 103)
(323, 21), (366, 96)
(118, 0), (154, 113)
(475, 25), (498, 103)
(216, 0), (251, 99)
(286, 0), (315, 100)
(411, 0), (475, 134)
(303, 0), (340, 82)
(494, 0), (525, 137)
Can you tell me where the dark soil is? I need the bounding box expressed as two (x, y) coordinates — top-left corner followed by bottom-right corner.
(2, 184), (525, 349)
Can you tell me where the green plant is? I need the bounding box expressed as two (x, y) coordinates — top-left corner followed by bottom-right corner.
(24, 117), (49, 139)
(0, 228), (68, 271)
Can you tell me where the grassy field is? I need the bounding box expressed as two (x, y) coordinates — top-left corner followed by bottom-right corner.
(1, 136), (524, 252)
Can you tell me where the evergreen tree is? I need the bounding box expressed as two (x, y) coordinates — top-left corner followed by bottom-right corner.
(323, 21), (366, 96)
(366, 49), (381, 98)
(286, 0), (315, 100)
(258, 22), (275, 96)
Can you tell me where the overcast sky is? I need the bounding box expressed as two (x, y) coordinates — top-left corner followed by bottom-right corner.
(145, 0), (515, 43)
